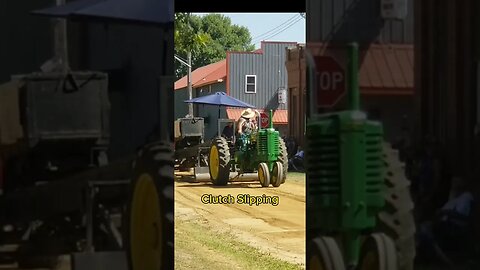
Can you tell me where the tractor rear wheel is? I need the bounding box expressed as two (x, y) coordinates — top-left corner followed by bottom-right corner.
(125, 141), (174, 270)
(209, 137), (230, 186)
(307, 236), (346, 270)
(258, 162), (271, 187)
(377, 143), (416, 270)
(278, 137), (288, 184)
(271, 161), (284, 187)
(357, 233), (398, 270)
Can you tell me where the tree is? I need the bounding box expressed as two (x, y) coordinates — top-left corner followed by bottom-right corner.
(175, 13), (255, 79)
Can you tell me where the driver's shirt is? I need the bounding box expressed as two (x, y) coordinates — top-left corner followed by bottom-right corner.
(238, 117), (256, 134)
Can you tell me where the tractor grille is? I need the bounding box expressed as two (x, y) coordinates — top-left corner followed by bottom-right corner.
(306, 133), (340, 196)
(258, 132), (268, 153)
(257, 130), (279, 161)
(306, 115), (384, 232)
(365, 131), (383, 196)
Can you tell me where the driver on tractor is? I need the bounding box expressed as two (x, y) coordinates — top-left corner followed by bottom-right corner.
(236, 108), (259, 136)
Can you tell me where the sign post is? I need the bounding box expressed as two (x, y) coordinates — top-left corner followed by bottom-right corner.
(314, 56), (346, 108)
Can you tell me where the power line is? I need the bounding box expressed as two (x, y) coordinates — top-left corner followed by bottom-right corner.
(250, 14), (299, 41)
(252, 15), (303, 43)
(252, 15), (303, 44)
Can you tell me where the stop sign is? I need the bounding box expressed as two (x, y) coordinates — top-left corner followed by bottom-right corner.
(260, 112), (269, 128)
(314, 56), (346, 108)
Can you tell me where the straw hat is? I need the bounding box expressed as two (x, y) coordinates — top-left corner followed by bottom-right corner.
(240, 108), (256, 119)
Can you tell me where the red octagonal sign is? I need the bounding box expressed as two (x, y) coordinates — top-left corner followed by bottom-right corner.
(260, 112), (269, 128)
(314, 56), (346, 108)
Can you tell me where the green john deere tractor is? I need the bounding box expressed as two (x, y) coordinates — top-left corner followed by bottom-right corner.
(305, 43), (415, 270)
(208, 110), (288, 187)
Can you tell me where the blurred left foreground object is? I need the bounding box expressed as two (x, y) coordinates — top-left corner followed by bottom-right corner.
(0, 0), (174, 269)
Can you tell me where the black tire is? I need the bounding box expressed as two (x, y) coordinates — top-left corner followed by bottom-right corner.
(209, 137), (231, 186)
(278, 137), (288, 184)
(125, 141), (174, 270)
(307, 236), (346, 270)
(377, 143), (416, 270)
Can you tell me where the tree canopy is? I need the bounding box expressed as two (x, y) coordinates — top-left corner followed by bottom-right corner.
(175, 13), (255, 79)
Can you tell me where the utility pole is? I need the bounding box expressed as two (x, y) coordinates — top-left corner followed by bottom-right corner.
(187, 51), (193, 117)
(55, 0), (69, 72)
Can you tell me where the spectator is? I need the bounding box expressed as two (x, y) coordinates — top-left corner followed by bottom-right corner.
(289, 147), (304, 172)
(416, 177), (475, 265)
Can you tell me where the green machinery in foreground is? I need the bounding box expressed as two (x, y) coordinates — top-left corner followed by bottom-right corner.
(305, 43), (415, 270)
(208, 110), (288, 187)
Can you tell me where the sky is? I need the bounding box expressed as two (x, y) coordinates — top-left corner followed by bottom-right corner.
(195, 13), (306, 49)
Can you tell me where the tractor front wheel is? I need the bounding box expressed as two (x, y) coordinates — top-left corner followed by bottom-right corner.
(357, 233), (398, 270)
(271, 161), (284, 187)
(258, 162), (270, 187)
(209, 137), (230, 186)
(307, 236), (346, 270)
(125, 141), (174, 270)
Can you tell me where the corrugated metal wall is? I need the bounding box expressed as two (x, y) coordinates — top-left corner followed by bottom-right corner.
(86, 23), (173, 157)
(195, 82), (227, 139)
(414, 0), (477, 183)
(228, 42), (296, 110)
(174, 89), (189, 119)
(307, 0), (413, 44)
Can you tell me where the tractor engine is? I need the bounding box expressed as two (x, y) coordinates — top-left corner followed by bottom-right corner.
(256, 127), (280, 171)
(234, 132), (258, 172)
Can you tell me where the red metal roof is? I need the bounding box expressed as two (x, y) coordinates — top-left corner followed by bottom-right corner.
(307, 43), (414, 95)
(174, 59), (226, 90)
(226, 108), (288, 125)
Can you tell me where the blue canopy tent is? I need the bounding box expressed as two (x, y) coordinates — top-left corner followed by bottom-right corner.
(31, 0), (174, 26)
(184, 91), (255, 118)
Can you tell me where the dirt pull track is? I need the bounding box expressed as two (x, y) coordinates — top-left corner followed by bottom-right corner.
(175, 175), (306, 266)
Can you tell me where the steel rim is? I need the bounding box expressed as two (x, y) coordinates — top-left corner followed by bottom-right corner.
(130, 173), (162, 270)
(258, 163), (266, 185)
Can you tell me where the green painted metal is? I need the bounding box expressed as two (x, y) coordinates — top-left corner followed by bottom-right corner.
(306, 42), (385, 267)
(348, 43), (360, 111)
(234, 109), (280, 173)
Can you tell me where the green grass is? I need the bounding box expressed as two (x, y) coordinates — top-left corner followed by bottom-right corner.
(175, 219), (303, 270)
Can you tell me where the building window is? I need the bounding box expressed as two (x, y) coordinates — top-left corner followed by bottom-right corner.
(245, 75), (256, 93)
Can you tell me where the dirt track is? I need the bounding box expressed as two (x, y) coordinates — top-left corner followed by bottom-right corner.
(175, 173), (306, 266)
